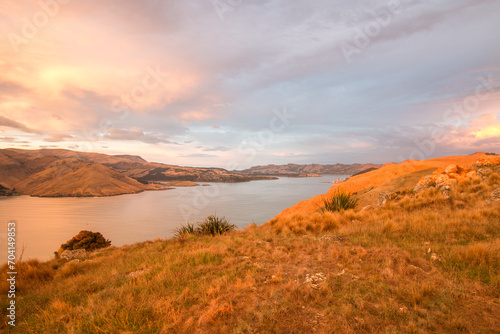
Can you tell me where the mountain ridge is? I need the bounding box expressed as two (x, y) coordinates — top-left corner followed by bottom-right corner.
(236, 162), (382, 177)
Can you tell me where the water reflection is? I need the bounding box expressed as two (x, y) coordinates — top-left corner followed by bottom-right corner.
(0, 176), (344, 261)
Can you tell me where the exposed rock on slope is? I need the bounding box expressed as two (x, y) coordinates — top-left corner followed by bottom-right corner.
(413, 164), (477, 195)
(272, 152), (493, 219)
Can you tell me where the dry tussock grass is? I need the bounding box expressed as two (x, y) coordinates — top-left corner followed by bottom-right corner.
(0, 166), (499, 333)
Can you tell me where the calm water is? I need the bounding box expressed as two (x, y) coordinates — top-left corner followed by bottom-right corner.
(0, 175), (345, 261)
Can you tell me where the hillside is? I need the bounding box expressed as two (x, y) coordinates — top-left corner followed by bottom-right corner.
(4, 148), (276, 183)
(0, 148), (274, 197)
(273, 152), (488, 219)
(13, 158), (163, 197)
(1, 153), (499, 333)
(237, 163), (382, 177)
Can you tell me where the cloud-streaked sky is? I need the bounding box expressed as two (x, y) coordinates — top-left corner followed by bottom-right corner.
(1, 0), (499, 168)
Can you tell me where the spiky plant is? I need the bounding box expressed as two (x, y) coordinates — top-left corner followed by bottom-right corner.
(321, 189), (358, 212)
(174, 222), (197, 238)
(196, 215), (237, 236)
(174, 216), (237, 238)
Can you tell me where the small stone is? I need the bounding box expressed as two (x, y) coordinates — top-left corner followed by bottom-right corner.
(444, 164), (458, 174)
(127, 270), (146, 277)
(317, 235), (349, 243)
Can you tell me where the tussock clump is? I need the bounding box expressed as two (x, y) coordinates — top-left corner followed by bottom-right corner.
(174, 222), (197, 237)
(321, 189), (358, 212)
(0, 259), (55, 294)
(175, 215), (236, 237)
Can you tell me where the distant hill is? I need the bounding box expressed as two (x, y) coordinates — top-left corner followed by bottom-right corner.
(237, 163), (382, 177)
(13, 158), (155, 197)
(0, 148), (275, 197)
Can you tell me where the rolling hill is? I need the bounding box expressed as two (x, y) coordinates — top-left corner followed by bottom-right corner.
(237, 163), (382, 177)
(271, 152), (493, 219)
(0, 148), (274, 197)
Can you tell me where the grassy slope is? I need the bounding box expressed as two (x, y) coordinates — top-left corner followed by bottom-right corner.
(14, 158), (160, 197)
(1, 159), (499, 333)
(276, 153), (485, 217)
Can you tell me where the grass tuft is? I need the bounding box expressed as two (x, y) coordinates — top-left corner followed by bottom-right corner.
(321, 189), (358, 212)
(174, 215), (237, 237)
(174, 222), (197, 238)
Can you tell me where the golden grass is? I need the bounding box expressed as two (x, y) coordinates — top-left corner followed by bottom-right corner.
(1, 166), (499, 333)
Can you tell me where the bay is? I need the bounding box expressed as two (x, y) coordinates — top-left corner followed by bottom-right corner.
(0, 175), (345, 261)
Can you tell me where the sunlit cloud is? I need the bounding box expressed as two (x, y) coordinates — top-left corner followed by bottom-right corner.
(469, 114), (500, 140)
(0, 0), (499, 167)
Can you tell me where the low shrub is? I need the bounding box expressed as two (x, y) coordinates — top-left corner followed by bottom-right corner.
(58, 230), (111, 255)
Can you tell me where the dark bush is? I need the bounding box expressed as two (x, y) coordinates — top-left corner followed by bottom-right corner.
(59, 230), (111, 254)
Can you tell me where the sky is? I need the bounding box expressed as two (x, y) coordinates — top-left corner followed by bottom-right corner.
(0, 0), (499, 169)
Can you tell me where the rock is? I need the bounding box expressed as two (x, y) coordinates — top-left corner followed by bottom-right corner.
(378, 192), (389, 206)
(476, 168), (490, 180)
(414, 175), (436, 193)
(447, 172), (461, 180)
(490, 188), (500, 202)
(317, 235), (349, 243)
(419, 175), (433, 186)
(60, 249), (87, 260)
(413, 184), (428, 193)
(466, 171), (477, 178)
(304, 272), (327, 289)
(361, 205), (372, 211)
(127, 269), (148, 278)
(444, 164), (459, 174)
(430, 253), (440, 262)
(435, 174), (450, 187)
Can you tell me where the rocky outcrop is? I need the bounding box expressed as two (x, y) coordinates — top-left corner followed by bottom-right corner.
(413, 164), (476, 198)
(60, 249), (87, 260)
(475, 154), (500, 167)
